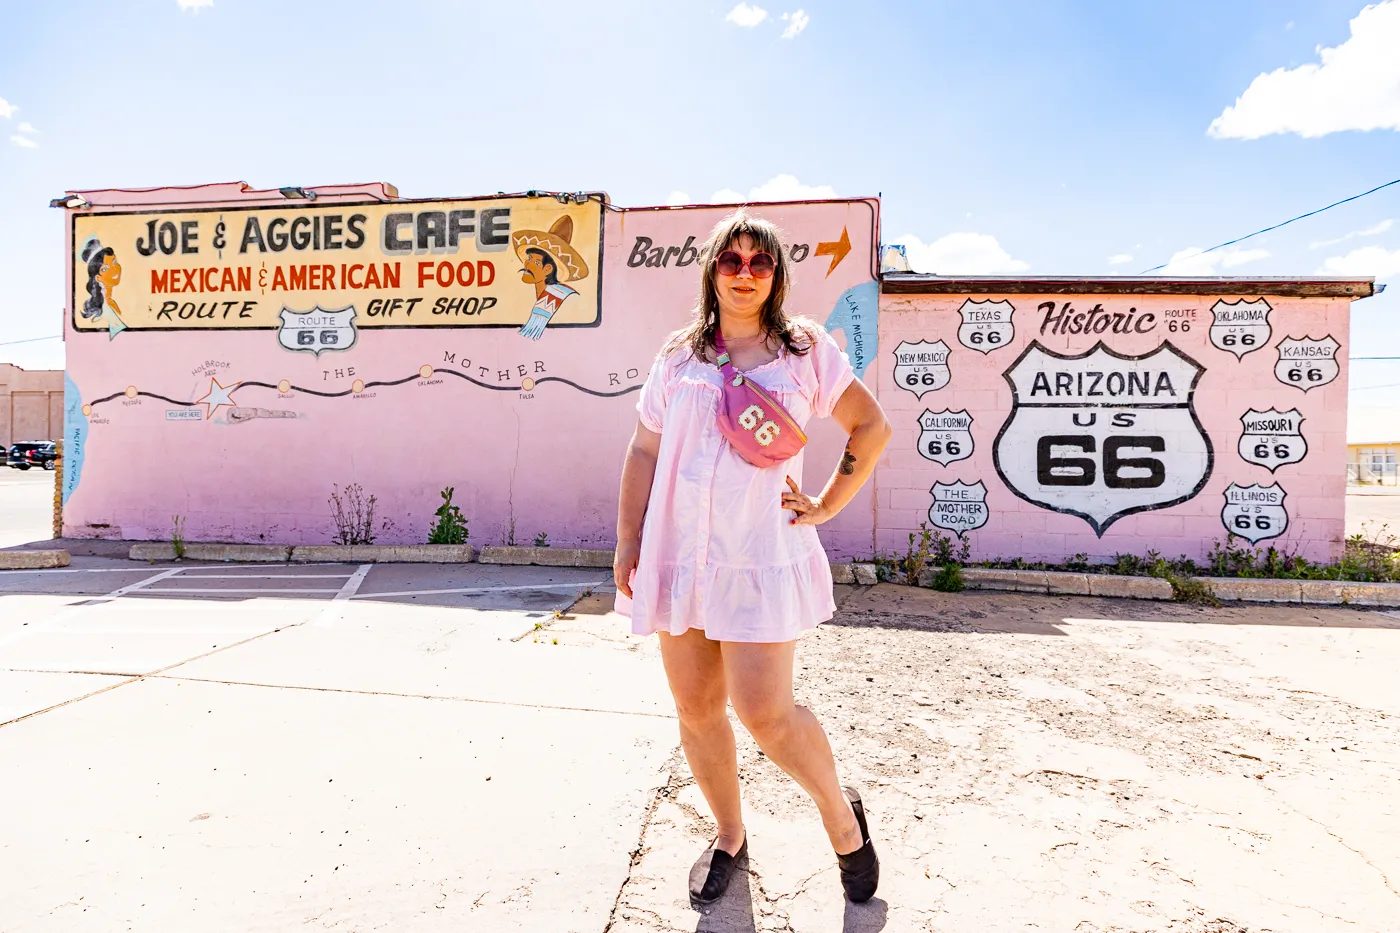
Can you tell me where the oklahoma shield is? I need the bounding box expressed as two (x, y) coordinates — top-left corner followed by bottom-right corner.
(892, 340), (951, 398)
(956, 299), (1015, 355)
(1208, 299), (1272, 360)
(993, 340), (1213, 536)
(918, 409), (975, 465)
(1274, 335), (1340, 392)
(929, 480), (989, 537)
(278, 305), (358, 357)
(1221, 482), (1288, 544)
(1238, 408), (1307, 473)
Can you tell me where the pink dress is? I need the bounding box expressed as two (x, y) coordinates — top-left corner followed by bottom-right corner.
(617, 324), (856, 642)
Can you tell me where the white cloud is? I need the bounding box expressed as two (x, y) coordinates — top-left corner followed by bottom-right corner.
(710, 188), (745, 203)
(724, 3), (768, 27)
(178, 0), (214, 8)
(665, 191), (689, 206)
(16, 121), (36, 134)
(1208, 0), (1400, 139)
(1310, 218), (1394, 248)
(893, 232), (1029, 275)
(709, 173), (837, 203)
(1107, 253), (1134, 266)
(1319, 245), (1400, 279)
(0, 97), (15, 119)
(780, 9), (809, 38)
(10, 135), (38, 149)
(1157, 246), (1271, 275)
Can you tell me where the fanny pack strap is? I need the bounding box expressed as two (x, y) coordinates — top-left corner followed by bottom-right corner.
(713, 330), (744, 387)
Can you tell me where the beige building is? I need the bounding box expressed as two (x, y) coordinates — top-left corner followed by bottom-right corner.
(1347, 407), (1400, 486)
(0, 364), (64, 449)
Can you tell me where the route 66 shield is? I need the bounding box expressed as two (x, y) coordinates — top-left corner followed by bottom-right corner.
(928, 480), (989, 537)
(892, 340), (951, 398)
(1238, 408), (1307, 473)
(278, 305), (358, 357)
(956, 299), (1015, 355)
(918, 409), (975, 465)
(993, 341), (1213, 536)
(1208, 299), (1271, 360)
(1221, 482), (1288, 544)
(1274, 335), (1339, 392)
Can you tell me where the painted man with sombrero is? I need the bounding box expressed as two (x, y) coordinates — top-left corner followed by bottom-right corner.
(514, 215), (590, 341)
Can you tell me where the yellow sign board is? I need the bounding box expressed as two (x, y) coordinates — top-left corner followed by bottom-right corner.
(71, 196), (603, 339)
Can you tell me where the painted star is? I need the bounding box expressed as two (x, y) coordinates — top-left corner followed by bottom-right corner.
(196, 377), (240, 420)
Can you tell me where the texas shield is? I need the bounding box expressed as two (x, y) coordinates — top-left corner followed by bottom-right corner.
(1208, 298), (1271, 360)
(918, 409), (975, 465)
(278, 305), (358, 357)
(956, 299), (1015, 355)
(1274, 335), (1339, 392)
(1238, 408), (1307, 473)
(928, 480), (989, 537)
(993, 341), (1213, 536)
(892, 340), (951, 398)
(1221, 482), (1288, 544)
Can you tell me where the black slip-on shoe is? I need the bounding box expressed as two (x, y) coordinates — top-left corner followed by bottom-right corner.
(689, 834), (748, 907)
(837, 786), (879, 903)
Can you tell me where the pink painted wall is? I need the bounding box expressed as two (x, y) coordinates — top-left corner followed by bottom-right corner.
(876, 292), (1351, 562)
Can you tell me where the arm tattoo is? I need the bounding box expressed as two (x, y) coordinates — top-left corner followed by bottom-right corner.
(839, 445), (857, 476)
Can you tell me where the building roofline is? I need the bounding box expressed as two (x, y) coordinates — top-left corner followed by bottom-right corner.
(880, 274), (1375, 299)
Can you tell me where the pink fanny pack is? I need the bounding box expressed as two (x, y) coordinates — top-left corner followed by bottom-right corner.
(713, 331), (807, 468)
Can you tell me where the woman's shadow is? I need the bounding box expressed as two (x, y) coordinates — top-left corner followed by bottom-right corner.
(694, 863), (889, 933)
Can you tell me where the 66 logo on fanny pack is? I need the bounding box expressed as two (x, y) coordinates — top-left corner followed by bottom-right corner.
(739, 404), (781, 446)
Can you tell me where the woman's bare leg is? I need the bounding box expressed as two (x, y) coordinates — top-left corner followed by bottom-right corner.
(722, 640), (862, 854)
(657, 629), (745, 854)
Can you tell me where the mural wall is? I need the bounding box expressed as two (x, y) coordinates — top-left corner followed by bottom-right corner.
(61, 186), (880, 557)
(878, 291), (1352, 562)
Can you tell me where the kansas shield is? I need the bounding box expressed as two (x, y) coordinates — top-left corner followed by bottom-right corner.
(1238, 408), (1307, 473)
(1274, 335), (1339, 392)
(929, 480), (989, 537)
(993, 341), (1213, 536)
(278, 305), (358, 357)
(1208, 298), (1272, 360)
(892, 340), (951, 398)
(918, 409), (975, 465)
(1221, 482), (1288, 544)
(956, 299), (1015, 355)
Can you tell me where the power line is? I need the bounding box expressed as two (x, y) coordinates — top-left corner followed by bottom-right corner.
(0, 335), (60, 347)
(1140, 176), (1400, 274)
(1352, 382), (1400, 391)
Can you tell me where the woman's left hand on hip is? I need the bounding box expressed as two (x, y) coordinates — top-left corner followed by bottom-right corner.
(782, 476), (833, 526)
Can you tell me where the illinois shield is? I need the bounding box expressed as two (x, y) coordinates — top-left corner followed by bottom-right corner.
(993, 341), (1213, 536)
(278, 305), (358, 357)
(892, 340), (951, 398)
(1208, 298), (1271, 360)
(1221, 482), (1288, 544)
(1238, 408), (1307, 473)
(918, 409), (975, 465)
(929, 480), (989, 537)
(1274, 335), (1339, 392)
(956, 299), (1015, 355)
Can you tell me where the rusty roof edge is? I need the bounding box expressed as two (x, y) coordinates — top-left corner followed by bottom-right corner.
(879, 274), (1375, 299)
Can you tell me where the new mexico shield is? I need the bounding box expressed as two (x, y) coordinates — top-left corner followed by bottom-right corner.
(918, 409), (975, 465)
(1221, 482), (1288, 544)
(1237, 408), (1307, 473)
(892, 340), (951, 398)
(1208, 298), (1271, 360)
(956, 299), (1015, 355)
(1274, 335), (1339, 392)
(278, 305), (358, 357)
(928, 480), (989, 537)
(993, 341), (1213, 536)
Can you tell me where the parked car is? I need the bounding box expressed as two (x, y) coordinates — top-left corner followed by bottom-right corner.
(6, 441), (57, 471)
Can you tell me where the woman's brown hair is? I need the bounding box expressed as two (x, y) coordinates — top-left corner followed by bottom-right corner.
(664, 210), (811, 360)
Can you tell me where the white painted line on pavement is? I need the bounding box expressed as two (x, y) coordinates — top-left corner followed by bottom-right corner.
(350, 581), (607, 600)
(144, 587), (344, 595)
(0, 567), (184, 649)
(313, 563), (373, 628)
(0, 564), (228, 575)
(175, 573), (353, 579)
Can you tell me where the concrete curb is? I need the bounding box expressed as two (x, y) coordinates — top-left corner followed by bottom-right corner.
(291, 545), (476, 564)
(130, 543), (292, 562)
(1197, 576), (1400, 607)
(0, 549), (71, 570)
(477, 546), (612, 568)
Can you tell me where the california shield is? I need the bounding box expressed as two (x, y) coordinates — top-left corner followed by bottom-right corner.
(278, 305), (358, 357)
(1208, 299), (1271, 360)
(993, 340), (1213, 536)
(1237, 408), (1307, 473)
(917, 409), (975, 465)
(928, 480), (989, 537)
(1221, 482), (1288, 544)
(892, 340), (951, 398)
(956, 299), (1015, 355)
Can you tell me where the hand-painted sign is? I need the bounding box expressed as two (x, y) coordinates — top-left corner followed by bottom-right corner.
(928, 480), (989, 537)
(71, 196), (603, 336)
(1221, 482), (1288, 544)
(278, 305), (358, 356)
(1274, 336), (1340, 391)
(993, 341), (1213, 536)
(917, 409), (975, 465)
(1208, 299), (1272, 360)
(1238, 408), (1306, 472)
(956, 299), (1015, 354)
(892, 340), (951, 398)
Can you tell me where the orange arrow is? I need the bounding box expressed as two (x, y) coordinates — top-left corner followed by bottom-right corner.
(814, 227), (851, 278)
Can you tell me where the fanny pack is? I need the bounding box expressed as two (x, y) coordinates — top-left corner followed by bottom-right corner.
(714, 330), (807, 468)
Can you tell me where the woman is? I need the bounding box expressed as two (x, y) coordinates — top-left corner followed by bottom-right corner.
(614, 210), (892, 907)
(80, 237), (127, 339)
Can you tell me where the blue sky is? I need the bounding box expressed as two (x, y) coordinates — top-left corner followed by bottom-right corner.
(1, 0), (1397, 404)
